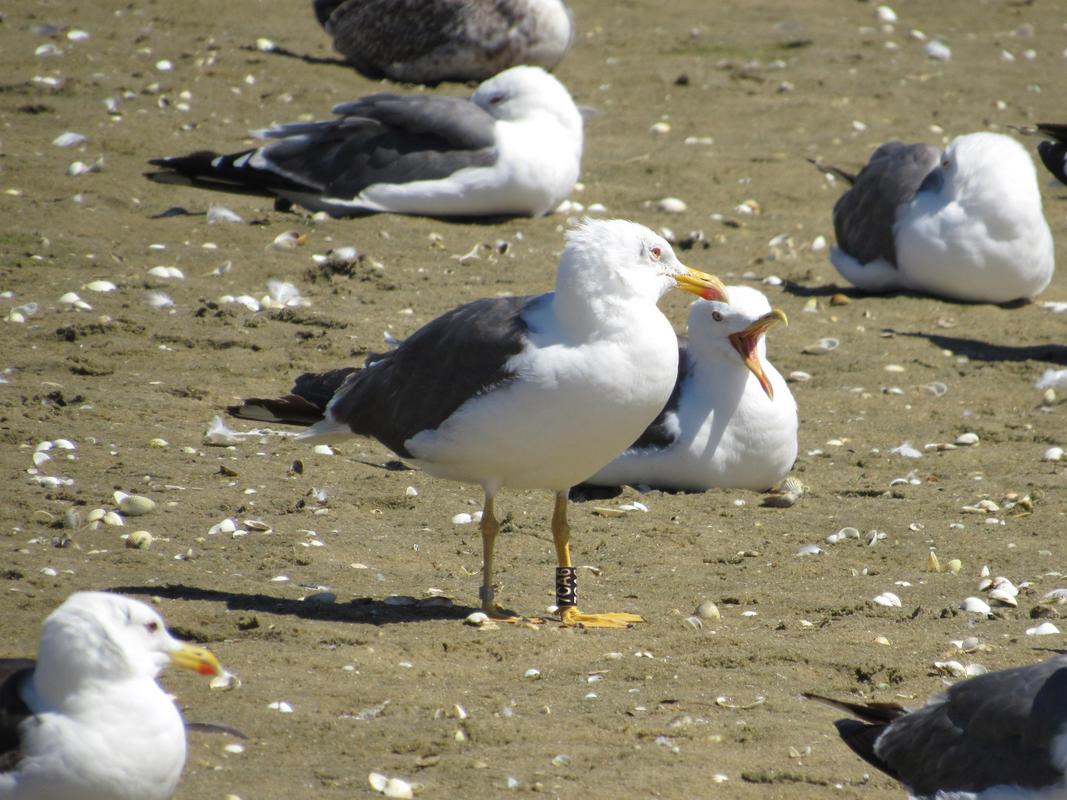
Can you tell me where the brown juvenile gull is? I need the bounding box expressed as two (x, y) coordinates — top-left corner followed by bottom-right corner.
(820, 132), (1054, 304)
(146, 65), (582, 219)
(313, 0), (573, 84)
(804, 653), (1067, 799)
(0, 592), (223, 800)
(228, 219), (728, 627)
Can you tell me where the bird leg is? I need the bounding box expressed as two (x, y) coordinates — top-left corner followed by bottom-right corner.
(552, 490), (643, 628)
(479, 495), (540, 624)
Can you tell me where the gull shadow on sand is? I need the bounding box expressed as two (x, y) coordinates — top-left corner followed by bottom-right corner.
(111, 583), (479, 626)
(888, 330), (1067, 366)
(780, 281), (1034, 308)
(239, 42), (351, 69)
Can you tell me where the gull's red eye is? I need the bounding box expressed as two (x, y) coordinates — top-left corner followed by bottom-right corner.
(145, 621), (160, 634)
(489, 93), (505, 105)
(649, 246), (662, 260)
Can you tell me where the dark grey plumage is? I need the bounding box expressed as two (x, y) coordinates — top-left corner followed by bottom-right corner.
(1036, 122), (1067, 185)
(626, 338), (690, 451)
(831, 141), (941, 268)
(806, 654), (1067, 798)
(229, 295), (537, 457)
(0, 660), (34, 774)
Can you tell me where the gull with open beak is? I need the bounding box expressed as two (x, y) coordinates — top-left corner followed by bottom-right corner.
(584, 285), (797, 492)
(228, 219), (727, 627)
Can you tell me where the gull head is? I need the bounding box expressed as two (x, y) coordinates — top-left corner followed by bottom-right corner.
(35, 592), (222, 698)
(928, 132), (1043, 210)
(687, 285), (787, 398)
(556, 219), (727, 308)
(473, 65), (582, 132)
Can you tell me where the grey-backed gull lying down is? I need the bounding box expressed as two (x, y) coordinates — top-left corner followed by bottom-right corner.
(0, 592), (223, 800)
(805, 654), (1067, 799)
(228, 219), (728, 627)
(820, 132), (1054, 304)
(313, 0), (573, 84)
(147, 65), (582, 219)
(584, 285), (796, 492)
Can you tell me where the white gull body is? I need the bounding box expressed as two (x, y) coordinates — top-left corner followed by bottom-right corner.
(0, 592), (222, 800)
(586, 286), (796, 491)
(148, 65), (583, 219)
(229, 219), (728, 626)
(829, 132), (1054, 303)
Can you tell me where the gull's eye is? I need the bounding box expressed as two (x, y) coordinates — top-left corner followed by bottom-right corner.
(712, 311), (724, 322)
(649, 246), (662, 261)
(488, 93), (506, 105)
(942, 159), (950, 169)
(145, 621), (160, 634)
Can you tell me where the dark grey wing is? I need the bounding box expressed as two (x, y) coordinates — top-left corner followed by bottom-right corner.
(1036, 123), (1067, 185)
(875, 657), (1067, 795)
(320, 0), (465, 78)
(147, 94), (498, 201)
(228, 367), (359, 426)
(832, 141), (940, 268)
(325, 295), (537, 457)
(628, 337), (689, 451)
(0, 659), (35, 774)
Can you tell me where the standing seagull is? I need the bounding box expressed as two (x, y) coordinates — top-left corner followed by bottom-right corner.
(228, 219), (728, 627)
(1034, 122), (1067, 185)
(147, 65), (582, 219)
(804, 653), (1067, 798)
(822, 132), (1054, 304)
(313, 0), (573, 84)
(584, 285), (795, 492)
(0, 592), (223, 800)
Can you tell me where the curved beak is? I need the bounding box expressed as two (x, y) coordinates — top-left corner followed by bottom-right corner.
(728, 308), (788, 399)
(674, 266), (729, 302)
(170, 641), (223, 677)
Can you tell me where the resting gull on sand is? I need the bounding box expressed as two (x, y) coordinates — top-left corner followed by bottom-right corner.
(804, 653), (1067, 799)
(313, 0), (573, 84)
(228, 219), (728, 627)
(584, 285), (794, 492)
(147, 65), (582, 219)
(0, 592), (223, 800)
(819, 131), (1054, 304)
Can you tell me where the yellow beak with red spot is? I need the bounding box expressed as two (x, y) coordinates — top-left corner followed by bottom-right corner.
(728, 308), (788, 398)
(169, 641), (223, 677)
(674, 267), (729, 302)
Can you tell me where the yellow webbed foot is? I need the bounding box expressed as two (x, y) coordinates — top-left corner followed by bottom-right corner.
(482, 602), (544, 625)
(559, 606), (644, 628)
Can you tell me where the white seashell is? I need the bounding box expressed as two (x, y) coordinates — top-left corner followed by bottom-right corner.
(256, 38), (277, 52)
(932, 660), (966, 678)
(650, 121), (671, 136)
(656, 197), (687, 214)
(103, 511), (124, 527)
(126, 530), (153, 549)
(146, 291), (174, 309)
(811, 235), (827, 251)
(32, 451), (51, 468)
(925, 382), (948, 397)
(464, 611), (490, 626)
(155, 59), (173, 71)
(946, 559), (962, 574)
(787, 371), (811, 383)
(53, 132), (88, 148)
(116, 492), (156, 516)
(67, 29), (91, 42)
(872, 592), (901, 608)
(960, 597), (991, 615)
(989, 576), (1018, 596)
(1041, 589), (1067, 604)
(695, 600), (720, 620)
(958, 637), (980, 652)
(924, 40), (951, 61)
(210, 670), (241, 690)
(312, 444), (335, 456)
(452, 512), (473, 525)
(207, 205), (243, 224)
(269, 230), (306, 251)
(876, 5), (897, 22)
(369, 774), (389, 793)
(1026, 622), (1060, 636)
(524, 668), (541, 679)
(955, 432), (979, 446)
(796, 544), (823, 556)
(147, 266), (184, 280)
(1043, 447), (1063, 462)
(87, 508), (106, 523)
(59, 291), (86, 307)
(208, 518), (237, 536)
(83, 280), (116, 293)
(268, 701), (293, 713)
(988, 589), (1018, 607)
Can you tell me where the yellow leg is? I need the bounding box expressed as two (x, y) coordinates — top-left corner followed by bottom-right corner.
(551, 490), (643, 628)
(479, 494), (541, 624)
